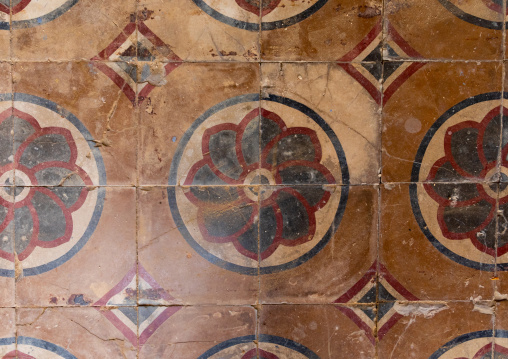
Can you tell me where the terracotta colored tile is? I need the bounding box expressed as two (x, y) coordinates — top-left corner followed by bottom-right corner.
(381, 183), (496, 301)
(258, 305), (376, 358)
(139, 62), (259, 185)
(16, 307), (137, 358)
(0, 308), (15, 357)
(139, 306), (256, 358)
(138, 187), (259, 305)
(383, 61), (502, 183)
(13, 62), (137, 186)
(138, 0), (259, 61)
(261, 62), (380, 185)
(260, 0), (382, 61)
(379, 302), (494, 358)
(11, 0), (136, 61)
(15, 187), (136, 306)
(259, 185), (377, 304)
(385, 0), (503, 60)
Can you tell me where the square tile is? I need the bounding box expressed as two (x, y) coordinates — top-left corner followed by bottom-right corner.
(139, 306), (256, 358)
(261, 62), (381, 185)
(15, 187), (136, 306)
(11, 0), (136, 61)
(138, 0), (259, 61)
(259, 185), (377, 304)
(139, 63), (260, 186)
(17, 307), (137, 358)
(260, 0), (382, 61)
(138, 187), (259, 305)
(258, 304), (376, 358)
(385, 0), (503, 60)
(13, 61), (137, 186)
(378, 302), (494, 358)
(382, 61), (502, 183)
(381, 183), (496, 301)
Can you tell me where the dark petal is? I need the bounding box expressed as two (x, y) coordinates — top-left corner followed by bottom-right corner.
(19, 134), (72, 169)
(277, 191), (309, 240)
(279, 165), (328, 185)
(14, 206), (33, 254)
(209, 130), (243, 180)
(0, 116), (13, 167)
(266, 134), (315, 166)
(191, 164), (230, 186)
(291, 186), (327, 207)
(474, 217), (496, 251)
(236, 223), (258, 255)
(259, 206), (277, 253)
(48, 187), (85, 209)
(241, 115), (259, 166)
(0, 207), (13, 254)
(502, 114), (508, 153)
(430, 182), (480, 203)
(450, 127), (483, 176)
(203, 204), (253, 237)
(32, 191), (66, 242)
(190, 186), (239, 204)
(432, 161), (468, 182)
(260, 115), (282, 151)
(497, 203), (508, 248)
(35, 167), (85, 187)
(12, 115), (36, 153)
(482, 113), (501, 163)
(442, 199), (492, 235)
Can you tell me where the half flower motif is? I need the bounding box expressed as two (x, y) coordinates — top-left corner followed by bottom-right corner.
(184, 108), (335, 261)
(424, 106), (508, 257)
(0, 108), (93, 262)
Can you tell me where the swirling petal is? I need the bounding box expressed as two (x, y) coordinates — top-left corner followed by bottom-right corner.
(276, 190), (310, 240)
(208, 129), (243, 180)
(31, 190), (68, 243)
(14, 205), (34, 256)
(447, 125), (484, 177)
(188, 186), (240, 205)
(265, 133), (317, 166)
(201, 203), (254, 238)
(441, 199), (493, 238)
(18, 132), (74, 169)
(34, 166), (86, 187)
(278, 164), (332, 185)
(259, 205), (278, 254)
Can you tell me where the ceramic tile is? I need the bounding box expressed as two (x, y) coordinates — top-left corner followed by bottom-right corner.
(385, 0), (503, 60)
(13, 61), (137, 186)
(259, 185), (377, 304)
(11, 0), (136, 61)
(16, 307), (137, 358)
(260, 0), (382, 61)
(15, 187), (136, 307)
(381, 183), (496, 301)
(0, 308), (15, 357)
(139, 306), (256, 358)
(382, 61), (503, 183)
(258, 304), (376, 358)
(378, 302), (494, 358)
(138, 187), (259, 305)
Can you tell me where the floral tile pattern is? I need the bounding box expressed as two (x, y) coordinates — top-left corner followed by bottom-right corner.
(2, 0), (508, 357)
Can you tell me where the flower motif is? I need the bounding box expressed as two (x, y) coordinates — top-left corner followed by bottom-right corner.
(0, 108), (92, 262)
(184, 108), (335, 261)
(424, 106), (508, 257)
(455, 342), (508, 359)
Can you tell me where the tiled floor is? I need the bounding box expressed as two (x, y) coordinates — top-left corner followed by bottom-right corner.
(1, 0), (508, 358)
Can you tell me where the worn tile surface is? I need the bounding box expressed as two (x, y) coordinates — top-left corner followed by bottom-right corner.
(1, 0), (508, 357)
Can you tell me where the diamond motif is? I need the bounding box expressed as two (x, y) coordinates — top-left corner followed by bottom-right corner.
(337, 20), (425, 106)
(92, 21), (182, 106)
(94, 264), (180, 347)
(334, 261), (418, 344)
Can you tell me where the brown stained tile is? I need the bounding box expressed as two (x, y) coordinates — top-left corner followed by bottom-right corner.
(13, 62), (137, 186)
(138, 187), (259, 305)
(495, 302), (508, 352)
(11, 0), (136, 61)
(259, 185), (377, 304)
(258, 305), (375, 358)
(382, 61), (502, 183)
(138, 0), (259, 62)
(16, 307), (137, 358)
(378, 302), (494, 358)
(260, 0), (382, 61)
(385, 0), (503, 60)
(261, 62), (380, 185)
(139, 63), (260, 186)
(381, 183), (496, 301)
(15, 187), (136, 307)
(139, 306), (256, 358)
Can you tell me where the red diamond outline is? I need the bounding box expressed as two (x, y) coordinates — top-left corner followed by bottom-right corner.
(337, 20), (426, 106)
(91, 21), (182, 106)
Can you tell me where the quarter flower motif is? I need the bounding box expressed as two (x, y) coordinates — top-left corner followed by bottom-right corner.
(424, 106), (508, 257)
(0, 108), (93, 262)
(184, 108), (335, 261)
